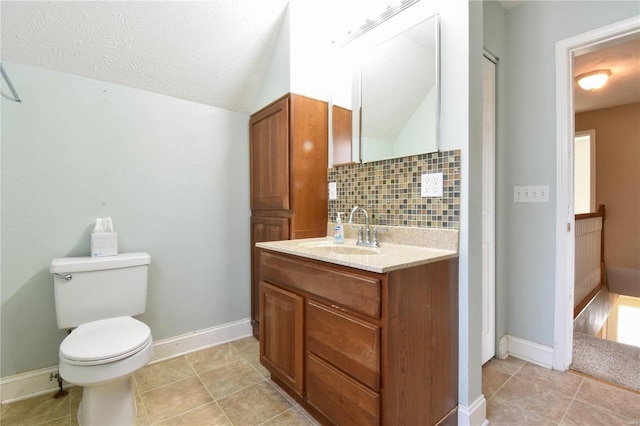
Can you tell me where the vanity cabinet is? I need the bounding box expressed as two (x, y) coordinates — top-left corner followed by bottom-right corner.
(259, 282), (304, 396)
(250, 94), (328, 337)
(257, 248), (459, 426)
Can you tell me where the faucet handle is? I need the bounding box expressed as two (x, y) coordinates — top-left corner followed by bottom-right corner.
(372, 227), (388, 245)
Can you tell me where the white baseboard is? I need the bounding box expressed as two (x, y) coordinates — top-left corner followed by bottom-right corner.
(502, 334), (554, 369)
(497, 335), (509, 359)
(1, 318), (252, 405)
(150, 318), (252, 364)
(0, 366), (62, 405)
(458, 395), (488, 426)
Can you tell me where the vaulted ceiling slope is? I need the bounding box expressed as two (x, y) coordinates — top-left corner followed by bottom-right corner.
(1, 1), (289, 114)
(4, 1), (638, 116)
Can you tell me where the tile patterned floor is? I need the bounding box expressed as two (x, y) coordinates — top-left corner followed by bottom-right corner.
(484, 356), (640, 425)
(2, 337), (639, 425)
(1, 338), (318, 426)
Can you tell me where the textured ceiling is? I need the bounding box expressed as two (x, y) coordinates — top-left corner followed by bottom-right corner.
(1, 1), (289, 114)
(573, 36), (640, 113)
(3, 1), (637, 116)
(497, 0), (639, 113)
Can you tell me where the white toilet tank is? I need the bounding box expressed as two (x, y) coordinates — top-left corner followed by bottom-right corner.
(51, 253), (151, 329)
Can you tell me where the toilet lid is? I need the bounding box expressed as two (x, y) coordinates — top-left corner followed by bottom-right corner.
(60, 316), (152, 365)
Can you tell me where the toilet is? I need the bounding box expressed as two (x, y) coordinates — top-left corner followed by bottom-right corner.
(50, 252), (153, 426)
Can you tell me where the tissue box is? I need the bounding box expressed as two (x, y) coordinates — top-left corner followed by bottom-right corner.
(91, 232), (118, 257)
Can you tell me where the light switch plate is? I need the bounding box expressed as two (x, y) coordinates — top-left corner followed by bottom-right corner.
(421, 173), (443, 197)
(328, 182), (337, 200)
(513, 185), (549, 202)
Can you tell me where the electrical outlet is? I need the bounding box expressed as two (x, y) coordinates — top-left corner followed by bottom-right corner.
(421, 173), (443, 197)
(328, 182), (337, 200)
(514, 185), (550, 203)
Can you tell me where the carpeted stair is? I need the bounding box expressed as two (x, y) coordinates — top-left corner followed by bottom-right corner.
(571, 331), (640, 392)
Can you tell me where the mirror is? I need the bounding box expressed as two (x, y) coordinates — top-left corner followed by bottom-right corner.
(330, 12), (440, 165)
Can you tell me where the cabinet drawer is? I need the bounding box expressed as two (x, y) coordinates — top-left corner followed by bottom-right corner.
(306, 354), (379, 426)
(307, 301), (380, 390)
(260, 251), (381, 318)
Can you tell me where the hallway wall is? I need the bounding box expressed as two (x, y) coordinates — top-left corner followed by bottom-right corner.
(576, 102), (640, 271)
(485, 0), (639, 349)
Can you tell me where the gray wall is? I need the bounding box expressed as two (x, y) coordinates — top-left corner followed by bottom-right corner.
(1, 62), (251, 376)
(484, 1), (639, 348)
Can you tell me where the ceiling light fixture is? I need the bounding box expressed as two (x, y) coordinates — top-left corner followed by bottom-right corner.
(575, 69), (611, 91)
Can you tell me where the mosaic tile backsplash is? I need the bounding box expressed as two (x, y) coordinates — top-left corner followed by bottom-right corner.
(328, 150), (461, 229)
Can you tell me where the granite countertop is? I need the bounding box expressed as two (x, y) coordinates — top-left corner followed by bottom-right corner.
(256, 226), (459, 273)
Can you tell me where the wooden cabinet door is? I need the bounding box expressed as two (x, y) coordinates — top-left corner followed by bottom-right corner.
(251, 217), (290, 336)
(289, 94), (328, 238)
(259, 281), (304, 396)
(331, 104), (353, 165)
(250, 97), (290, 210)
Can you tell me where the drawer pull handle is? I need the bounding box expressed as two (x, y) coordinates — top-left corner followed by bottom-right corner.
(331, 304), (347, 312)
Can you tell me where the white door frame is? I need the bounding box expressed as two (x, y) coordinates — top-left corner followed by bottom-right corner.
(553, 16), (640, 371)
(482, 52), (497, 364)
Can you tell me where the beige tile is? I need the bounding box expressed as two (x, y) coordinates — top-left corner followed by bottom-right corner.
(0, 392), (70, 426)
(515, 363), (583, 397)
(249, 356), (272, 378)
(485, 356), (526, 376)
(561, 399), (637, 425)
(494, 376), (573, 423)
(199, 359), (265, 400)
(186, 344), (240, 374)
(574, 377), (640, 420)
(217, 382), (293, 425)
(70, 411), (79, 426)
(134, 393), (150, 426)
(38, 415), (72, 426)
(156, 402), (231, 426)
(18, 344), (640, 426)
(482, 364), (512, 400)
(69, 386), (82, 415)
(230, 336), (260, 359)
(227, 336), (270, 377)
(261, 407), (317, 426)
(140, 376), (213, 424)
(487, 396), (556, 425)
(135, 356), (195, 393)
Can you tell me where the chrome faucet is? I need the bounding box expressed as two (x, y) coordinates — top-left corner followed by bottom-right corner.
(348, 206), (380, 247)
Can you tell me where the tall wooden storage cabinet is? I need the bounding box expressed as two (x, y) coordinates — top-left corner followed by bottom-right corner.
(250, 93), (328, 337)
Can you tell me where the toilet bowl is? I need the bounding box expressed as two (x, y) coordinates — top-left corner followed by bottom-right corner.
(58, 316), (153, 426)
(51, 253), (152, 426)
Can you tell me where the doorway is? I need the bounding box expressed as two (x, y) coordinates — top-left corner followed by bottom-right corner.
(573, 130), (596, 214)
(554, 16), (640, 371)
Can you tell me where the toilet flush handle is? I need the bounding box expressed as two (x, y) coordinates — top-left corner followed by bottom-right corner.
(54, 273), (72, 281)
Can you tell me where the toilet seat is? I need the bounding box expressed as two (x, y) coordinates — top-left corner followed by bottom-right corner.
(60, 316), (152, 366)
